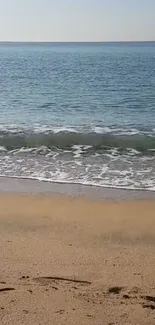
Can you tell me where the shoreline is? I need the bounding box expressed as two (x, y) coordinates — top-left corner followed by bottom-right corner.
(0, 176), (155, 200)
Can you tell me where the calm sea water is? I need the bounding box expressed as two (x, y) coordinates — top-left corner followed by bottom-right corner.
(0, 42), (155, 190)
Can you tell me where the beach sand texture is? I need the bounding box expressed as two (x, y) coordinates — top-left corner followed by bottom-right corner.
(0, 194), (155, 324)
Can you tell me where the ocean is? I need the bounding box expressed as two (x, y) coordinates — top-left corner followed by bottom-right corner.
(0, 42), (155, 190)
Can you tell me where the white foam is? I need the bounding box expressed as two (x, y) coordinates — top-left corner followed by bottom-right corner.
(0, 123), (153, 137)
(92, 126), (112, 134)
(52, 126), (79, 134)
(0, 139), (155, 191)
(72, 145), (83, 158)
(10, 147), (36, 154)
(0, 146), (7, 152)
(127, 148), (140, 155)
(83, 145), (92, 150)
(0, 171), (155, 191)
(101, 165), (109, 174)
(35, 146), (51, 154)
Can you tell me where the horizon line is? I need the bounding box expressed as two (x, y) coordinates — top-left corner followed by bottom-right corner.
(0, 40), (155, 44)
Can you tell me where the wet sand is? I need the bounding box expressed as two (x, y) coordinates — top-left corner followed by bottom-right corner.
(0, 193), (155, 324)
(0, 176), (155, 200)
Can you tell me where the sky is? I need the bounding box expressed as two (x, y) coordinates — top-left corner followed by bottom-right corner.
(0, 0), (155, 42)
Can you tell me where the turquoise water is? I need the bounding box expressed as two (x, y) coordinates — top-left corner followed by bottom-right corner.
(0, 42), (155, 190)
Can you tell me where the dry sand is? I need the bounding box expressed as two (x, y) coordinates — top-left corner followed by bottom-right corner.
(0, 194), (155, 324)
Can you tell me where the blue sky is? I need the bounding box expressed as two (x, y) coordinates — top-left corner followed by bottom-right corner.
(0, 0), (154, 41)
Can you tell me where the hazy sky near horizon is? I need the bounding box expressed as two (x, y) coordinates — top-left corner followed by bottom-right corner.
(0, 0), (154, 41)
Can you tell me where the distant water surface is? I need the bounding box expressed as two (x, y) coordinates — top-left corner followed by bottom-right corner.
(0, 42), (155, 190)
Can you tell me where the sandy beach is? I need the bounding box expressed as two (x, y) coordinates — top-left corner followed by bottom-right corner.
(0, 193), (155, 324)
